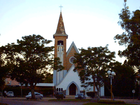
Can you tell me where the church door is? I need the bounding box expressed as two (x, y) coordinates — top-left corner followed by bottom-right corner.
(69, 83), (76, 95)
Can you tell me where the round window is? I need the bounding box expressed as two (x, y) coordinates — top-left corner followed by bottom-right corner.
(69, 56), (75, 64)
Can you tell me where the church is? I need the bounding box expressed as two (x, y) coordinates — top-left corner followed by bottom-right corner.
(53, 11), (104, 96)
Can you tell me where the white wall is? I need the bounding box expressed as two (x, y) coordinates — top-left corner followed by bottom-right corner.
(56, 65), (83, 91)
(56, 64), (104, 96)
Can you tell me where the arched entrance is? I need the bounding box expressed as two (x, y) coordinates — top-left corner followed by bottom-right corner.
(69, 83), (76, 95)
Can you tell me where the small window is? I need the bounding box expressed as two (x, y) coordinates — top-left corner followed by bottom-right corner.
(58, 41), (63, 45)
(61, 88), (63, 91)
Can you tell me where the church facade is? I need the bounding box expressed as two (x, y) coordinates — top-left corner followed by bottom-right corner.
(53, 12), (104, 96)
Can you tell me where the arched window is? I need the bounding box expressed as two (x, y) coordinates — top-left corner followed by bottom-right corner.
(57, 41), (63, 45)
(61, 88), (63, 91)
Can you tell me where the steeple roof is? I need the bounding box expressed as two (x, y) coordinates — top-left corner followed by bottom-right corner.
(53, 12), (68, 38)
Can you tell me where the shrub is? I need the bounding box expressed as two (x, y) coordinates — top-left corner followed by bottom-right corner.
(54, 92), (64, 100)
(86, 92), (97, 98)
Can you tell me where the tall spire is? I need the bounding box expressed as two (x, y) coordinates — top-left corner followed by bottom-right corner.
(56, 12), (66, 34)
(53, 11), (68, 38)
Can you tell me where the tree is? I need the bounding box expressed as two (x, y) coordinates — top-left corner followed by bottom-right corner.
(43, 72), (53, 83)
(74, 45), (115, 100)
(0, 50), (9, 89)
(114, 0), (140, 68)
(105, 61), (135, 97)
(0, 34), (61, 99)
(0, 57), (5, 87)
(0, 65), (8, 90)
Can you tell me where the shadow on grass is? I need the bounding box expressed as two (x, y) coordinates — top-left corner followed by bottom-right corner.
(48, 99), (91, 102)
(49, 99), (136, 105)
(0, 103), (8, 105)
(84, 103), (136, 105)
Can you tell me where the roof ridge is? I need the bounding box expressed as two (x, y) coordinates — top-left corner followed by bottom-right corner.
(66, 42), (79, 56)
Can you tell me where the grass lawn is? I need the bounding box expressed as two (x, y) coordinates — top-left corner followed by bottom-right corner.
(0, 103), (8, 105)
(48, 99), (91, 102)
(83, 103), (136, 105)
(49, 99), (136, 105)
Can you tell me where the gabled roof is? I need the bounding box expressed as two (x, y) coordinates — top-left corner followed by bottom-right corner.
(53, 12), (68, 38)
(66, 42), (79, 56)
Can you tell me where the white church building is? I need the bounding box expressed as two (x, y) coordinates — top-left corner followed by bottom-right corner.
(53, 11), (104, 96)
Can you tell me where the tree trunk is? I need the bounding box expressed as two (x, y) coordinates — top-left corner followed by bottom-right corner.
(30, 84), (35, 99)
(20, 83), (23, 97)
(94, 84), (100, 101)
(96, 86), (100, 101)
(93, 77), (95, 92)
(138, 84), (140, 100)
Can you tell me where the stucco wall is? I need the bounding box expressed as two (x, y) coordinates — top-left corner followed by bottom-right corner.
(56, 65), (84, 92)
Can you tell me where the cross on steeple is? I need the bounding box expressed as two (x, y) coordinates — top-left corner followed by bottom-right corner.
(59, 5), (63, 12)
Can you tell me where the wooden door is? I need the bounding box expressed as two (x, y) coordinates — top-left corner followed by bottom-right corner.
(69, 83), (76, 95)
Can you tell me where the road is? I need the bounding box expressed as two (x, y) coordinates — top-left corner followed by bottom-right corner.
(1, 97), (140, 105)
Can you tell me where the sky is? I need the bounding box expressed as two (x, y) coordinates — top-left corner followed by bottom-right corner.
(0, 0), (140, 62)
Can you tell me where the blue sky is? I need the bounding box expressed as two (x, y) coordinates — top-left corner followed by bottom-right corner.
(0, 0), (140, 62)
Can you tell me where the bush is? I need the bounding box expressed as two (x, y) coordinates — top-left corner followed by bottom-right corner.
(54, 92), (64, 100)
(86, 92), (97, 98)
(4, 86), (21, 97)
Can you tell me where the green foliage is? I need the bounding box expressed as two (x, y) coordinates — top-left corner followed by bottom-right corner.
(86, 92), (97, 98)
(54, 57), (64, 71)
(42, 72), (53, 83)
(74, 45), (115, 98)
(114, 2), (140, 45)
(104, 62), (135, 97)
(119, 44), (140, 67)
(54, 93), (64, 100)
(114, 1), (140, 67)
(113, 63), (135, 96)
(3, 86), (27, 97)
(0, 50), (9, 88)
(1, 34), (53, 84)
(0, 34), (62, 98)
(0, 66), (7, 87)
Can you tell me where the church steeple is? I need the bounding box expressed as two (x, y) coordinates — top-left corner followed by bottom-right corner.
(53, 11), (68, 85)
(53, 11), (68, 70)
(53, 12), (68, 38)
